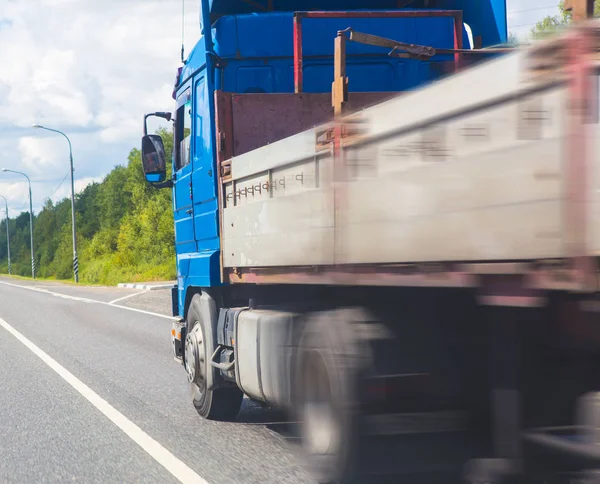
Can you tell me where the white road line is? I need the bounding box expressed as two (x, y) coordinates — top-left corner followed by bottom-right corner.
(109, 291), (148, 305)
(109, 303), (178, 320)
(0, 280), (178, 321)
(0, 316), (208, 484)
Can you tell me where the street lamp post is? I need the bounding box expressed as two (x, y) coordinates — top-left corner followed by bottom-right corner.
(0, 195), (11, 275)
(2, 169), (34, 278)
(33, 125), (79, 282)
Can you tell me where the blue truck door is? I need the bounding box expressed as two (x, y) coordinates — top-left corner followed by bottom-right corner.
(191, 76), (220, 252)
(173, 88), (196, 253)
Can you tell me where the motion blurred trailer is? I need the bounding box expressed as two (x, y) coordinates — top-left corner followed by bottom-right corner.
(222, 28), (597, 292)
(142, 1), (600, 482)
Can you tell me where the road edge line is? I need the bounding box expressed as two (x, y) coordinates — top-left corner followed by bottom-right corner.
(0, 316), (208, 484)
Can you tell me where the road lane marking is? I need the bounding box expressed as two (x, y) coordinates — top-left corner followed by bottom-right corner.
(109, 303), (178, 320)
(109, 291), (149, 305)
(0, 280), (178, 321)
(0, 316), (208, 484)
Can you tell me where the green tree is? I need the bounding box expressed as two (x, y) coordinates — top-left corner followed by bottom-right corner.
(76, 182), (100, 239)
(0, 128), (176, 284)
(531, 0), (600, 39)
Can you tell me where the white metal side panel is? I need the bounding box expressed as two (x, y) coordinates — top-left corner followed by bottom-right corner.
(223, 191), (334, 267)
(340, 85), (568, 263)
(341, 198), (563, 263)
(223, 152), (334, 268)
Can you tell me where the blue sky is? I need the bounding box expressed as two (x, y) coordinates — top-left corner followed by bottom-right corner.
(0, 0), (561, 216)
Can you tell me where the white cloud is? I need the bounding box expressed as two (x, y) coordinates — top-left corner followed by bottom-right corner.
(0, 0), (563, 217)
(74, 176), (101, 193)
(0, 0), (200, 213)
(18, 136), (64, 174)
(0, 181), (33, 217)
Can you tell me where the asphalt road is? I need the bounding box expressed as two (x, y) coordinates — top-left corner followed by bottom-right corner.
(0, 277), (312, 484)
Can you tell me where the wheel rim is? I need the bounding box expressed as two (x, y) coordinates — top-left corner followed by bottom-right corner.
(301, 350), (341, 456)
(185, 322), (206, 390)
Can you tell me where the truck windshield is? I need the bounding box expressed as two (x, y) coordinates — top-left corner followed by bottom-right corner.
(175, 95), (192, 170)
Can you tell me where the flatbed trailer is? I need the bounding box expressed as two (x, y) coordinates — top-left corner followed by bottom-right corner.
(219, 23), (600, 295)
(141, 3), (600, 483)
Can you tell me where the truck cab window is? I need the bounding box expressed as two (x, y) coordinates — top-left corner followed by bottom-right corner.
(175, 93), (192, 170)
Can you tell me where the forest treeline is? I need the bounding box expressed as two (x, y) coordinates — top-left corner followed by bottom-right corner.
(0, 129), (175, 284)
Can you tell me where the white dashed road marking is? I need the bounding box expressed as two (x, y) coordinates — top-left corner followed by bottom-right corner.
(0, 280), (177, 321)
(109, 290), (149, 305)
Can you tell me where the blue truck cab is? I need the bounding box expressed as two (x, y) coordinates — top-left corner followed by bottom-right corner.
(141, 0), (508, 318)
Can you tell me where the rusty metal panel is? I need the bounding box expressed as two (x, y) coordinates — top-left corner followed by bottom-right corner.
(214, 90), (234, 283)
(214, 91), (234, 164)
(228, 92), (395, 157)
(227, 263), (475, 288)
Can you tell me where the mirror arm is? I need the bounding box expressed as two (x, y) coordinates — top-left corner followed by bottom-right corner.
(152, 180), (173, 189)
(143, 112), (173, 136)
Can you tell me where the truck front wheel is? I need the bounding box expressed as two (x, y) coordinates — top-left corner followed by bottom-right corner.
(185, 294), (243, 421)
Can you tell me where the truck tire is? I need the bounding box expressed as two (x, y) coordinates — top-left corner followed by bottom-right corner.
(293, 309), (371, 484)
(185, 294), (243, 421)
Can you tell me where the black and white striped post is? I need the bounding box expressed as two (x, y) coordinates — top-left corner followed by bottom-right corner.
(73, 255), (79, 281)
(0, 195), (11, 275)
(33, 125), (79, 283)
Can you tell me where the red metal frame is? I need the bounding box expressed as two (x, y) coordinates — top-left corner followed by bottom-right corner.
(228, 263), (475, 288)
(293, 10), (465, 93)
(226, 261), (592, 296)
(565, 26), (597, 290)
(479, 275), (547, 308)
(453, 11), (463, 71)
(293, 15), (303, 93)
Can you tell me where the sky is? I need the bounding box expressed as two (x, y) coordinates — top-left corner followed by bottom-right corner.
(0, 0), (560, 216)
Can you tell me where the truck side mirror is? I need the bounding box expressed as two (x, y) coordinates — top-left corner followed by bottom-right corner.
(141, 134), (167, 184)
